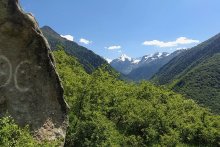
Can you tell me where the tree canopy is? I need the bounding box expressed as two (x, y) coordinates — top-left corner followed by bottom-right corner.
(53, 50), (220, 147)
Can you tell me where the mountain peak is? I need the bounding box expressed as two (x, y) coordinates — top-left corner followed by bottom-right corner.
(119, 54), (132, 61)
(110, 50), (183, 78)
(41, 25), (63, 40)
(41, 25), (53, 30)
(41, 25), (109, 73)
(104, 58), (112, 63)
(154, 52), (169, 57)
(41, 26), (57, 34)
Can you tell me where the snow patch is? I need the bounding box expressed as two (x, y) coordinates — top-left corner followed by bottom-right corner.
(119, 54), (132, 61)
(132, 59), (141, 64)
(104, 58), (112, 63)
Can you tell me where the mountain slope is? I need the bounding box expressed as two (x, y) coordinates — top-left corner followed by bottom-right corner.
(53, 50), (220, 146)
(110, 51), (183, 81)
(110, 54), (136, 75)
(152, 33), (220, 113)
(127, 51), (183, 81)
(152, 33), (220, 84)
(41, 26), (108, 73)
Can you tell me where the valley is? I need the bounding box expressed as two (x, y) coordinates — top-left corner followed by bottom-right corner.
(42, 26), (220, 146)
(1, 0), (220, 146)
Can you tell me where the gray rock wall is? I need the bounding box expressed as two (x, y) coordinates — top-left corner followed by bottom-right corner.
(0, 0), (68, 141)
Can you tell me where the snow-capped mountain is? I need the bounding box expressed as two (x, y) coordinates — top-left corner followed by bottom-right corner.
(110, 54), (136, 74)
(119, 54), (132, 62)
(104, 58), (112, 63)
(138, 52), (170, 65)
(110, 50), (184, 80)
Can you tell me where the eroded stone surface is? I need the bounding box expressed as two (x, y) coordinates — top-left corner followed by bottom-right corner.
(0, 0), (68, 142)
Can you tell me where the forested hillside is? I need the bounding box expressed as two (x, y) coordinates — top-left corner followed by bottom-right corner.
(152, 33), (220, 84)
(152, 33), (220, 113)
(41, 26), (108, 73)
(172, 53), (220, 113)
(53, 49), (220, 146)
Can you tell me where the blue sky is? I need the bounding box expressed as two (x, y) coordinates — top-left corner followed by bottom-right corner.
(20, 0), (220, 60)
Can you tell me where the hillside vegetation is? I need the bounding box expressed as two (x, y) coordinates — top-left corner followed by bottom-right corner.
(172, 53), (220, 113)
(0, 117), (58, 147)
(53, 50), (220, 146)
(152, 33), (220, 113)
(41, 26), (108, 73)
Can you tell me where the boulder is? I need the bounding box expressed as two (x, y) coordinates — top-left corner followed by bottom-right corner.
(0, 0), (68, 142)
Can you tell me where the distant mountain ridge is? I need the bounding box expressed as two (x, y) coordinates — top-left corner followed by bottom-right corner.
(41, 26), (108, 73)
(152, 33), (220, 113)
(110, 54), (139, 75)
(110, 50), (183, 80)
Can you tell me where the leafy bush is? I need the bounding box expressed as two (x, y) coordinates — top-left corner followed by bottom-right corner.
(0, 116), (59, 147)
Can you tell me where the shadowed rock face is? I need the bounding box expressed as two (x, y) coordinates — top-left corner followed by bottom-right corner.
(0, 0), (68, 141)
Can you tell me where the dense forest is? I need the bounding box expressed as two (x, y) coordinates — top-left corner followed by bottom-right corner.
(54, 50), (220, 146)
(171, 53), (220, 114)
(1, 49), (220, 146)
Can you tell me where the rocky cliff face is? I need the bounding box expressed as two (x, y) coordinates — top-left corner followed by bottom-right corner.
(0, 0), (68, 142)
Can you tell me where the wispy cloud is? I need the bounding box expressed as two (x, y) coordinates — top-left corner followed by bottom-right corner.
(60, 35), (74, 41)
(142, 37), (199, 48)
(105, 45), (122, 50)
(79, 38), (92, 45)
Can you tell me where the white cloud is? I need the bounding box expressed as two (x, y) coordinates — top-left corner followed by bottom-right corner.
(79, 38), (92, 45)
(142, 37), (199, 48)
(60, 35), (74, 41)
(105, 45), (122, 50)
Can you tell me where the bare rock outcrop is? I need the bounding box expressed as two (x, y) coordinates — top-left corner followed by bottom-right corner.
(0, 0), (68, 142)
